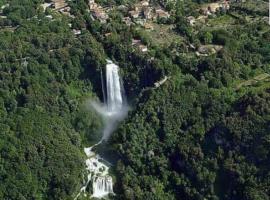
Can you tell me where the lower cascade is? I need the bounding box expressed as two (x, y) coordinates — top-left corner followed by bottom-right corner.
(75, 60), (128, 199)
(93, 176), (113, 198)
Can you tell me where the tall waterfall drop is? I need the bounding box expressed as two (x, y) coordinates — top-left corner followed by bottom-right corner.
(106, 60), (123, 112)
(75, 60), (128, 200)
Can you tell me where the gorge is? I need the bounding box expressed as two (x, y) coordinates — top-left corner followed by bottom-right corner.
(75, 60), (128, 199)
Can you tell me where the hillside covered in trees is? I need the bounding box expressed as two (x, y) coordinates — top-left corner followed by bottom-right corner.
(0, 0), (269, 199)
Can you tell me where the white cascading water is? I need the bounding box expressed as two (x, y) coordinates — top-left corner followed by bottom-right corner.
(75, 60), (128, 200)
(106, 60), (123, 112)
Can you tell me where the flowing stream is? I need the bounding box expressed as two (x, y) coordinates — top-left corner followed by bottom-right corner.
(75, 60), (128, 199)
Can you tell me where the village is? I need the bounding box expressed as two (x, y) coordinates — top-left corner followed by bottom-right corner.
(87, 0), (172, 52)
(0, 0), (266, 94)
(38, 0), (172, 53)
(0, 0), (264, 55)
(37, 0), (248, 55)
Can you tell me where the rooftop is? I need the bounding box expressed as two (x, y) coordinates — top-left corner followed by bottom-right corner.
(52, 0), (68, 10)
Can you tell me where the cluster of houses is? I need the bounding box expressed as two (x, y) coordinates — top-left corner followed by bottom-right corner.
(186, 0), (231, 27)
(41, 0), (74, 18)
(126, 0), (170, 26)
(88, 0), (109, 23)
(200, 0), (230, 16)
(0, 4), (8, 19)
(86, 0), (172, 53)
(41, 0), (83, 36)
(196, 44), (223, 57)
(126, 1), (172, 53)
(132, 39), (148, 53)
(87, 0), (171, 26)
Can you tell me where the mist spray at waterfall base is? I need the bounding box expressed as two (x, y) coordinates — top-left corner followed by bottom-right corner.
(75, 60), (128, 199)
(91, 101), (128, 140)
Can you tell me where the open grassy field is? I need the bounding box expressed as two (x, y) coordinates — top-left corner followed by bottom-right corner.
(139, 23), (184, 47)
(232, 0), (268, 16)
(236, 73), (270, 90)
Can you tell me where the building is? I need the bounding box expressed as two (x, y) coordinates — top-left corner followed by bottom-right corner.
(200, 1), (230, 15)
(143, 7), (153, 20)
(72, 29), (82, 35)
(220, 0), (230, 11)
(88, 0), (109, 23)
(92, 9), (109, 23)
(144, 23), (154, 30)
(51, 0), (73, 17)
(59, 6), (71, 15)
(141, 0), (149, 7)
(197, 15), (207, 23)
(1, 4), (9, 10)
(41, 3), (53, 11)
(104, 32), (112, 37)
(139, 44), (148, 52)
(208, 3), (220, 13)
(129, 10), (140, 19)
(132, 39), (141, 46)
(154, 76), (169, 88)
(52, 0), (67, 10)
(132, 39), (148, 53)
(187, 16), (196, 26)
(89, 0), (98, 10)
(45, 15), (53, 19)
(155, 9), (170, 19)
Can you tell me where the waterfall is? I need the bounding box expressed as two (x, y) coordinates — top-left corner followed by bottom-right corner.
(92, 176), (114, 198)
(75, 60), (128, 200)
(101, 60), (127, 140)
(106, 60), (124, 113)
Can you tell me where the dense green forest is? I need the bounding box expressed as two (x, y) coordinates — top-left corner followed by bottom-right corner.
(0, 0), (104, 199)
(0, 0), (269, 199)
